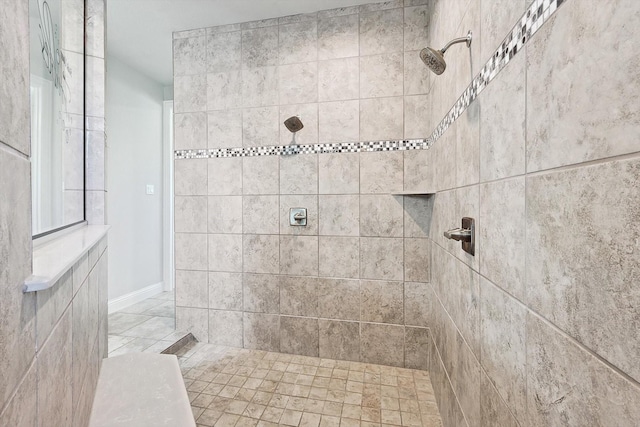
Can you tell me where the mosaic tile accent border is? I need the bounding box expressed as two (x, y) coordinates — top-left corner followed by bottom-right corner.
(174, 139), (430, 159)
(428, 0), (566, 143)
(175, 0), (566, 161)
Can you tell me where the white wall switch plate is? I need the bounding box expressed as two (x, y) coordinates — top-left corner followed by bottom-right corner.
(146, 185), (155, 195)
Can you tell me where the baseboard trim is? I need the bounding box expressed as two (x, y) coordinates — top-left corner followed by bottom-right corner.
(108, 282), (164, 314)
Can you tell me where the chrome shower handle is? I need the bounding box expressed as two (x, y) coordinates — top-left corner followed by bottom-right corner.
(444, 228), (472, 242)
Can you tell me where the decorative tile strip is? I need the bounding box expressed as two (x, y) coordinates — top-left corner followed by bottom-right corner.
(175, 139), (431, 160)
(175, 0), (565, 161)
(427, 0), (566, 143)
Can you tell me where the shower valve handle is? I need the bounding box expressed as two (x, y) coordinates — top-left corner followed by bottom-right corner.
(444, 227), (472, 242)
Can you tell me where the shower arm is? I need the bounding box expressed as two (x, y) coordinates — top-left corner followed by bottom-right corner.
(440, 31), (472, 54)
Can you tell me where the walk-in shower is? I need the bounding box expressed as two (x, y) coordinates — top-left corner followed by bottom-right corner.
(420, 30), (472, 75)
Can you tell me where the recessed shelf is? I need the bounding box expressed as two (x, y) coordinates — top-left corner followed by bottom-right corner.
(391, 191), (436, 196)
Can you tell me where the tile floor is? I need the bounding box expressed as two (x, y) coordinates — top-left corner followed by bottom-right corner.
(107, 291), (182, 356)
(178, 343), (443, 427)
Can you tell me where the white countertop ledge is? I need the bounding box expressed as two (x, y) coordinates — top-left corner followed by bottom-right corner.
(23, 225), (110, 293)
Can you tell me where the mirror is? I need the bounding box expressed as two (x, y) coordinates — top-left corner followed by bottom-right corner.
(30, 0), (85, 236)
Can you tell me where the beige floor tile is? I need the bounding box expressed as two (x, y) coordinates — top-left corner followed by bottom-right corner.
(176, 343), (441, 427)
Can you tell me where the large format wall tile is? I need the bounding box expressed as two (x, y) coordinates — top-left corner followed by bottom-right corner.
(526, 313), (640, 426)
(479, 177), (525, 300)
(0, 152), (35, 409)
(526, 157), (640, 382)
(479, 40), (525, 182)
(176, 270), (208, 308)
(37, 309), (73, 427)
(479, 278), (526, 419)
(360, 323), (404, 367)
(244, 313), (280, 351)
(280, 316), (319, 357)
(526, 0), (640, 172)
(317, 278), (360, 320)
(360, 280), (403, 324)
(243, 273), (279, 314)
(318, 237), (359, 279)
(319, 320), (360, 361)
(209, 310), (243, 347)
(209, 272), (242, 310)
(318, 12), (359, 60)
(0, 365), (37, 427)
(280, 276), (318, 317)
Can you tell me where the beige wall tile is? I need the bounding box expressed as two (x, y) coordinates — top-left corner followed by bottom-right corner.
(317, 278), (360, 321)
(319, 320), (360, 361)
(360, 323), (404, 367)
(318, 237), (359, 279)
(280, 316), (319, 357)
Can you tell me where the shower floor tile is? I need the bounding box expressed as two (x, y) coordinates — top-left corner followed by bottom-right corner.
(178, 344), (442, 427)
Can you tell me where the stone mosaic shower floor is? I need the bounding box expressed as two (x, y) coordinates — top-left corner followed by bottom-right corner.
(178, 343), (443, 427)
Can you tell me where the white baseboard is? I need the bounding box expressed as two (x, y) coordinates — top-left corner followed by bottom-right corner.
(108, 282), (164, 314)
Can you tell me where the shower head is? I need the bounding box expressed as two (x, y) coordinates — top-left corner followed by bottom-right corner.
(420, 30), (472, 75)
(284, 116), (304, 133)
(420, 47), (447, 75)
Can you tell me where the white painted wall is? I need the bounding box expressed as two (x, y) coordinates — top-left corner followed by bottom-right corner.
(106, 55), (164, 302)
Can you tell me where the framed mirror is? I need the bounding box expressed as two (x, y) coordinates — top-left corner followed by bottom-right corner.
(29, 0), (85, 237)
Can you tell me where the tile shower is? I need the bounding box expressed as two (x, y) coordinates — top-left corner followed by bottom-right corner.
(171, 0), (640, 426)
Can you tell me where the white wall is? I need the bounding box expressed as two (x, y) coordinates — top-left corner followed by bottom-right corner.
(106, 55), (164, 301)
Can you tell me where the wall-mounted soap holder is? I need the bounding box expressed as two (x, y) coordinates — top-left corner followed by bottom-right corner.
(444, 217), (475, 256)
(289, 208), (307, 226)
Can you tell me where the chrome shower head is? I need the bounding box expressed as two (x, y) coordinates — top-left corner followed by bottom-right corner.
(284, 116), (304, 133)
(420, 31), (472, 75)
(420, 47), (446, 75)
